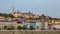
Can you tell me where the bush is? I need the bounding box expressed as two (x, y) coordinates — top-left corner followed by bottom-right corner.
(17, 26), (22, 30)
(37, 26), (39, 29)
(4, 26), (7, 30)
(28, 25), (33, 30)
(21, 25), (25, 30)
(0, 27), (1, 30)
(53, 27), (56, 30)
(7, 25), (15, 30)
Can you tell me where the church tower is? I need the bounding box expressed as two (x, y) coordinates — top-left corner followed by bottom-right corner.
(12, 4), (14, 14)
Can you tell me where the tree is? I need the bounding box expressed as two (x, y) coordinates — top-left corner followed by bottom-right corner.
(28, 25), (33, 30)
(4, 25), (7, 30)
(3, 13), (9, 18)
(19, 16), (23, 19)
(53, 27), (56, 30)
(21, 25), (25, 30)
(7, 25), (15, 30)
(9, 14), (15, 18)
(49, 18), (52, 20)
(17, 26), (22, 30)
(42, 14), (44, 16)
(0, 27), (1, 30)
(37, 26), (39, 29)
(0, 13), (2, 16)
(0, 28), (1, 30)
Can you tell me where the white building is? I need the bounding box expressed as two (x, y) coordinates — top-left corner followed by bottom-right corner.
(0, 20), (24, 30)
(52, 19), (60, 30)
(36, 22), (42, 30)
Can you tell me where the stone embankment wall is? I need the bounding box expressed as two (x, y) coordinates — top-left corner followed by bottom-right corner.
(0, 30), (60, 34)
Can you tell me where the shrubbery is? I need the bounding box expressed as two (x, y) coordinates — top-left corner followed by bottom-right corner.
(4, 25), (15, 30)
(17, 25), (25, 30)
(28, 25), (33, 30)
(17, 26), (22, 30)
(4, 25), (7, 30)
(3, 25), (33, 30)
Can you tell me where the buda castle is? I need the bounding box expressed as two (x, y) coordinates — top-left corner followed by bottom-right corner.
(11, 5), (39, 18)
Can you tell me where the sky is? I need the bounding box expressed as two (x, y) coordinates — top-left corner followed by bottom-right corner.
(0, 0), (60, 18)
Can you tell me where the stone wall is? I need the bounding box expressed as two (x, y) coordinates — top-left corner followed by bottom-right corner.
(0, 30), (60, 34)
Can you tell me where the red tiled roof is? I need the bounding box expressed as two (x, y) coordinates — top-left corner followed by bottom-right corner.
(48, 23), (52, 26)
(53, 23), (60, 25)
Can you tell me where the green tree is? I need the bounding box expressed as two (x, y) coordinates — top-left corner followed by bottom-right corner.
(17, 26), (22, 30)
(53, 27), (56, 30)
(4, 25), (7, 30)
(28, 25), (33, 30)
(49, 18), (52, 20)
(9, 14), (15, 18)
(3, 13), (9, 18)
(19, 16), (24, 18)
(0, 27), (1, 30)
(7, 25), (15, 30)
(37, 26), (39, 29)
(21, 25), (25, 30)
(0, 13), (2, 16)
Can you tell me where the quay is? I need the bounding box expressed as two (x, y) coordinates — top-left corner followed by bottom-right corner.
(0, 30), (60, 34)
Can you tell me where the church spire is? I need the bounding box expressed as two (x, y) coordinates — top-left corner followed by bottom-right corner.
(12, 4), (14, 14)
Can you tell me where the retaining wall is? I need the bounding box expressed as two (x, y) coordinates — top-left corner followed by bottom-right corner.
(0, 30), (60, 34)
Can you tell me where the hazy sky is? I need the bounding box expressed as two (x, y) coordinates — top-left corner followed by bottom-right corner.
(0, 0), (60, 18)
